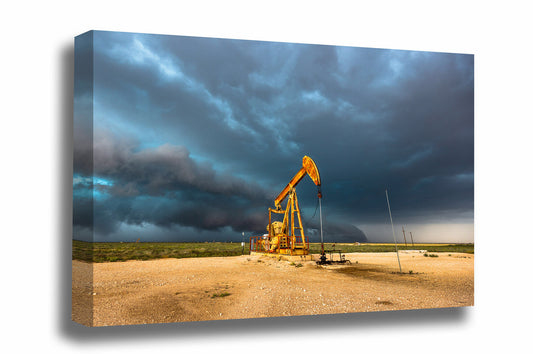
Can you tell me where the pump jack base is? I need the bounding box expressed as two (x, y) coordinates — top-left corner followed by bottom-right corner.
(315, 252), (352, 265)
(250, 251), (313, 262)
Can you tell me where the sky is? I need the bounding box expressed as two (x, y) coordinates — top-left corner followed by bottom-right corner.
(73, 30), (474, 243)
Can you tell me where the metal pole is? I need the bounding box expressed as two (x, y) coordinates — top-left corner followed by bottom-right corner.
(410, 232), (414, 246)
(402, 226), (407, 246)
(385, 189), (402, 273)
(319, 197), (324, 254)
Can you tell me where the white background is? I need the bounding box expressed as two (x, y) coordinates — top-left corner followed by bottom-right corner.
(1, 0), (532, 353)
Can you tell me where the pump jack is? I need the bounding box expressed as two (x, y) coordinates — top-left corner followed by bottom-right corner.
(250, 156), (321, 256)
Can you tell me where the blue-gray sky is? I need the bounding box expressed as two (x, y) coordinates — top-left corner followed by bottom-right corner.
(73, 31), (474, 243)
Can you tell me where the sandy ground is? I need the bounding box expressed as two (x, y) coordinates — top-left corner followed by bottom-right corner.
(72, 252), (474, 327)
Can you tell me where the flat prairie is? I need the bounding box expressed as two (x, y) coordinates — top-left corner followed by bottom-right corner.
(72, 252), (474, 327)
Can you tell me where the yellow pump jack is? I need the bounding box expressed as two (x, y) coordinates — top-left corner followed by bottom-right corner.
(250, 156), (321, 256)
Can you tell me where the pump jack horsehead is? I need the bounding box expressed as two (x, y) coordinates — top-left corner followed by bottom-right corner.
(250, 156), (322, 256)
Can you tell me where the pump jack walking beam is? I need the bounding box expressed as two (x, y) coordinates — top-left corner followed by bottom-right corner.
(274, 156), (321, 209)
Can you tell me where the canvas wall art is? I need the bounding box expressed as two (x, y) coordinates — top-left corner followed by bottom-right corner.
(72, 30), (474, 327)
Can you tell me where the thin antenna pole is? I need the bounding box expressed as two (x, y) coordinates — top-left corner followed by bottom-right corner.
(410, 232), (414, 246)
(385, 189), (402, 272)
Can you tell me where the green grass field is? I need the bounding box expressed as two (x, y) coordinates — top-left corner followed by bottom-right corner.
(73, 240), (474, 263)
(72, 240), (250, 263)
(309, 243), (474, 254)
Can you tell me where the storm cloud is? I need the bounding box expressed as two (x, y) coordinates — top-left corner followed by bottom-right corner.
(74, 129), (274, 238)
(74, 31), (474, 242)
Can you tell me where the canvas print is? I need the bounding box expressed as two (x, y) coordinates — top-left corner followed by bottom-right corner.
(72, 30), (474, 327)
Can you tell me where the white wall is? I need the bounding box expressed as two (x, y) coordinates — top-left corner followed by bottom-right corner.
(2, 1), (532, 353)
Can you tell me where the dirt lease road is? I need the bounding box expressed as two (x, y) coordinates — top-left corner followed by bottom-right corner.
(72, 252), (474, 327)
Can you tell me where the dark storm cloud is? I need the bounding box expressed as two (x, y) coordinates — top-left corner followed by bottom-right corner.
(90, 130), (271, 201)
(306, 221), (368, 243)
(285, 51), (474, 222)
(73, 129), (275, 238)
(74, 31), (473, 242)
(87, 194), (269, 238)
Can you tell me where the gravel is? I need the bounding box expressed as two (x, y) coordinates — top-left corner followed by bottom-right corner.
(72, 252), (474, 327)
